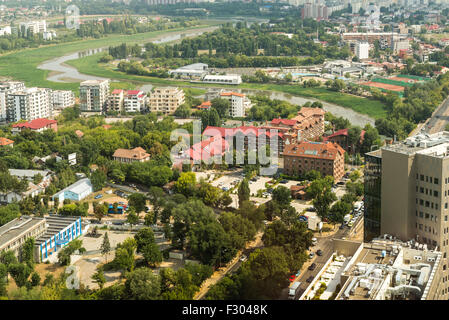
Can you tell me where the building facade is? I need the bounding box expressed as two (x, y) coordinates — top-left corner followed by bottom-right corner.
(0, 81), (25, 120)
(124, 90), (146, 113)
(292, 107), (326, 141)
(113, 147), (151, 163)
(107, 89), (125, 113)
(356, 41), (370, 60)
(219, 91), (252, 118)
(52, 178), (93, 202)
(79, 79), (110, 112)
(52, 90), (75, 109)
(148, 87), (185, 115)
(6, 87), (51, 122)
(11, 118), (57, 134)
(283, 141), (345, 180)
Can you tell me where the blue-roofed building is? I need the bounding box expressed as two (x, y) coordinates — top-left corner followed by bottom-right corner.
(52, 178), (93, 202)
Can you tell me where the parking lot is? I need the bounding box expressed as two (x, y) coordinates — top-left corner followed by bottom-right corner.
(210, 172), (243, 192)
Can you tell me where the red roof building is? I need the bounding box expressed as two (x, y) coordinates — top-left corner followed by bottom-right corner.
(11, 118), (57, 134)
(323, 128), (365, 153)
(113, 147), (150, 163)
(188, 136), (230, 163)
(0, 137), (14, 147)
(196, 101), (212, 110)
(283, 141), (345, 181)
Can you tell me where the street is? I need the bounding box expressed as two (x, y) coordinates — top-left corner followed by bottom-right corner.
(422, 96), (449, 134)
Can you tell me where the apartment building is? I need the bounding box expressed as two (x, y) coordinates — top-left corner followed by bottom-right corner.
(52, 90), (75, 109)
(283, 141), (345, 180)
(364, 132), (449, 292)
(19, 20), (46, 36)
(124, 90), (146, 113)
(219, 91), (252, 118)
(149, 87), (185, 115)
(355, 41), (370, 60)
(6, 87), (51, 122)
(292, 107), (326, 140)
(107, 89), (125, 113)
(79, 79), (110, 112)
(0, 81), (25, 120)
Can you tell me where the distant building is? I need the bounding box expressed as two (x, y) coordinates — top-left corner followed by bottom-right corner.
(283, 141), (345, 180)
(201, 74), (242, 85)
(148, 87), (185, 115)
(19, 20), (46, 36)
(11, 118), (57, 134)
(219, 91), (252, 118)
(195, 101), (211, 110)
(79, 79), (110, 112)
(0, 81), (25, 120)
(6, 87), (51, 122)
(169, 63), (208, 79)
(113, 147), (151, 163)
(42, 30), (56, 40)
(52, 90), (75, 109)
(52, 178), (93, 202)
(355, 41), (370, 60)
(0, 137), (13, 147)
(292, 107), (326, 140)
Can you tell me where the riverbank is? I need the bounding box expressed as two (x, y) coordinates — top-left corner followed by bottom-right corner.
(0, 22), (220, 92)
(66, 53), (387, 120)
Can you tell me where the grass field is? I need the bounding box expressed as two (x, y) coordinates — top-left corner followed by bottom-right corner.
(67, 53), (387, 119)
(0, 23), (219, 92)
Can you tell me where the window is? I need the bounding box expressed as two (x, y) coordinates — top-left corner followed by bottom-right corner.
(421, 175), (424, 181)
(426, 213), (430, 219)
(434, 190), (439, 197)
(435, 178), (439, 185)
(421, 187), (424, 193)
(430, 177), (433, 183)
(420, 211), (424, 218)
(426, 176), (429, 182)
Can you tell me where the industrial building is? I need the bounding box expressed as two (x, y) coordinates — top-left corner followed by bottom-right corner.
(300, 238), (446, 300)
(201, 75), (242, 85)
(169, 63), (208, 79)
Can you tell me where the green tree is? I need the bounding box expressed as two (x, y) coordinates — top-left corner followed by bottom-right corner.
(92, 268), (106, 289)
(175, 172), (196, 197)
(8, 263), (32, 288)
(272, 186), (292, 208)
(101, 232), (111, 263)
(238, 179), (250, 208)
(128, 193), (147, 213)
(125, 268), (161, 300)
(126, 208), (139, 230)
(142, 243), (163, 267)
(307, 177), (337, 221)
(134, 227), (155, 252)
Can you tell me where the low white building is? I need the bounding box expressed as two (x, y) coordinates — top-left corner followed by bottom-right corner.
(202, 74), (242, 85)
(52, 178), (93, 202)
(169, 63), (208, 79)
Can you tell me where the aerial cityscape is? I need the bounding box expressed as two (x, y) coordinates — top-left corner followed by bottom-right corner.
(0, 0), (449, 308)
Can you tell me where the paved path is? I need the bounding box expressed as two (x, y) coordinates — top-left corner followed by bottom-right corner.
(423, 97), (449, 134)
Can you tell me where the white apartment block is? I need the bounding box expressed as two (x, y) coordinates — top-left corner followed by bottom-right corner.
(219, 91), (252, 118)
(202, 74), (242, 85)
(79, 79), (110, 112)
(149, 87), (185, 115)
(355, 41), (370, 60)
(6, 87), (51, 122)
(0, 81), (25, 120)
(52, 90), (75, 109)
(19, 20), (46, 36)
(124, 90), (146, 113)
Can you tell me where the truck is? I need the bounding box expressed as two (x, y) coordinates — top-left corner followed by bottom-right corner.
(288, 281), (302, 300)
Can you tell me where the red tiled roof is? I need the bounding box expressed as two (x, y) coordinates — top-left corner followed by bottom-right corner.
(270, 118), (297, 126)
(111, 89), (124, 95)
(283, 141), (345, 160)
(12, 118), (57, 130)
(220, 92), (245, 98)
(75, 130), (84, 138)
(113, 147), (150, 160)
(127, 90), (143, 95)
(323, 128), (366, 140)
(0, 137), (13, 146)
(188, 137), (230, 161)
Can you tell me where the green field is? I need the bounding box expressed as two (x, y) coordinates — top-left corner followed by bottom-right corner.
(0, 23), (219, 92)
(67, 53), (387, 119)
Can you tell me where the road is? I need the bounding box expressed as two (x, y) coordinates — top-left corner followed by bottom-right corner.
(422, 96), (449, 134)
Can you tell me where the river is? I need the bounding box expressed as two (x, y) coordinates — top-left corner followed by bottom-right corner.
(37, 25), (375, 127)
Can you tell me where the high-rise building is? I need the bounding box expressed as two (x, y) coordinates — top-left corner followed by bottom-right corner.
(107, 89), (125, 113)
(0, 81), (25, 120)
(19, 20), (46, 36)
(79, 79), (110, 112)
(124, 90), (146, 113)
(219, 91), (252, 118)
(6, 87), (51, 122)
(355, 41), (370, 59)
(148, 87), (185, 115)
(364, 131), (449, 267)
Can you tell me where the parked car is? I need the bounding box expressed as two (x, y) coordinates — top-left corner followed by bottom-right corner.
(306, 207), (316, 212)
(337, 181), (345, 186)
(289, 274), (296, 282)
(309, 252), (315, 259)
(306, 276), (314, 283)
(94, 194), (103, 199)
(267, 188), (274, 194)
(222, 187), (229, 191)
(280, 179), (288, 184)
(316, 249), (323, 256)
(240, 255), (247, 262)
(308, 263), (316, 271)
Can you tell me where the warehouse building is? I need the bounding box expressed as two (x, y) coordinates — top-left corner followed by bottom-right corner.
(52, 178), (93, 202)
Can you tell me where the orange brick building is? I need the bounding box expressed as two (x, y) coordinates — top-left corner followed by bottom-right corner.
(283, 141), (345, 181)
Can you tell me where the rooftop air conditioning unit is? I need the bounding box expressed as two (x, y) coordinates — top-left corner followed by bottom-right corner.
(414, 256), (422, 261)
(427, 257), (436, 262)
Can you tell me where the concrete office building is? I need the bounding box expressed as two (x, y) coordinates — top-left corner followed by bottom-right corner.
(79, 79), (110, 112)
(6, 87), (51, 122)
(364, 131), (449, 283)
(148, 87), (185, 115)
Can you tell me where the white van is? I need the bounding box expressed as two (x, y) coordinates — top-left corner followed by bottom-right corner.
(312, 238), (318, 245)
